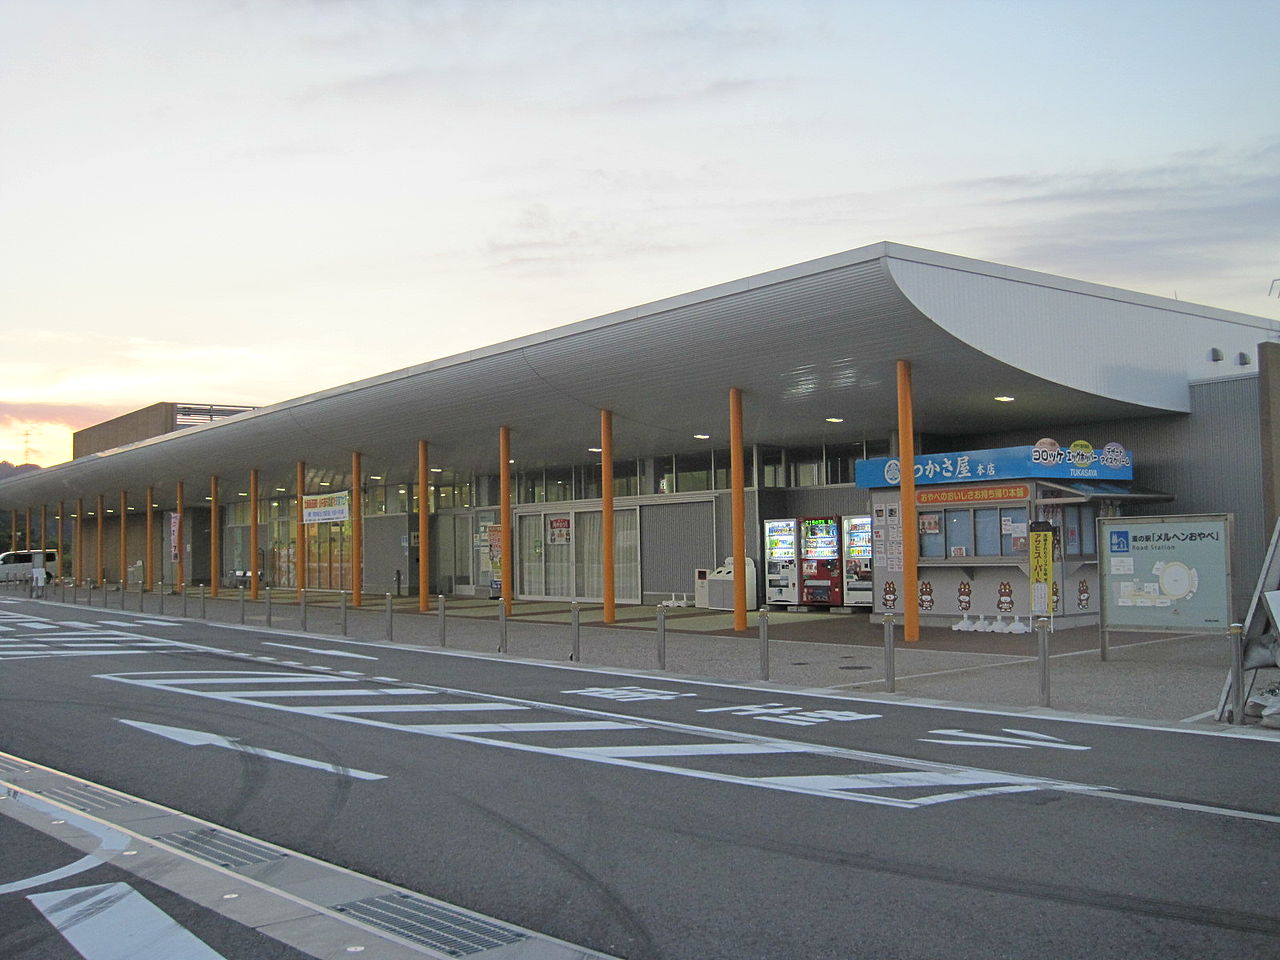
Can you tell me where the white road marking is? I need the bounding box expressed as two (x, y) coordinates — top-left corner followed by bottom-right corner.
(117, 719), (387, 780)
(210, 687), (426, 699)
(0, 795), (129, 895)
(28, 882), (229, 960)
(919, 728), (1091, 751)
(262, 641), (378, 660)
(570, 742), (809, 758)
(301, 702), (527, 714)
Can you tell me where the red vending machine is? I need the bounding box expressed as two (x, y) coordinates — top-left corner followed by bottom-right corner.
(799, 516), (842, 606)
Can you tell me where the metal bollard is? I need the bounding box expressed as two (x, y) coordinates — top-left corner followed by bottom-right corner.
(882, 613), (896, 693)
(385, 593), (393, 643)
(265, 587), (272, 627)
(1036, 617), (1051, 707)
(1230, 622), (1245, 725)
(655, 605), (667, 670)
(570, 601), (581, 661)
(239, 585), (245, 624)
(138, 578), (144, 612)
(72, 581), (78, 605)
(498, 600), (508, 653)
(438, 595), (446, 647)
(181, 584), (188, 618)
(759, 610), (770, 680)
(158, 579), (164, 616)
(340, 591), (348, 636)
(300, 589), (308, 632)
(200, 585), (206, 619)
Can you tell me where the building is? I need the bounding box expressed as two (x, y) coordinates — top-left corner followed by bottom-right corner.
(3, 242), (1277, 628)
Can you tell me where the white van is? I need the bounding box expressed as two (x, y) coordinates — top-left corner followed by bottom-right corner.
(0, 549), (59, 583)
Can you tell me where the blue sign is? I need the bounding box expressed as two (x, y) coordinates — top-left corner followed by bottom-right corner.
(854, 439), (1133, 488)
(1109, 529), (1130, 554)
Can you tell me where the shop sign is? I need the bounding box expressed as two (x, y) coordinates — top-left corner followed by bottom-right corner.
(303, 490), (349, 524)
(855, 440), (1132, 488)
(548, 517), (571, 545)
(1029, 522), (1054, 616)
(917, 484), (1030, 505)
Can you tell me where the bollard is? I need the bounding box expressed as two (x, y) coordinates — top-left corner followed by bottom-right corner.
(239, 585), (246, 624)
(138, 578), (144, 612)
(181, 584), (188, 618)
(385, 593), (394, 643)
(438, 595), (446, 647)
(498, 599), (508, 653)
(1036, 617), (1051, 707)
(200, 584), (206, 619)
(72, 581), (78, 605)
(759, 610), (770, 680)
(882, 613), (896, 693)
(158, 579), (164, 616)
(300, 589), (308, 632)
(570, 601), (581, 662)
(340, 591), (348, 636)
(1230, 622), (1245, 725)
(655, 605), (667, 670)
(61, 577), (66, 603)
(265, 587), (272, 627)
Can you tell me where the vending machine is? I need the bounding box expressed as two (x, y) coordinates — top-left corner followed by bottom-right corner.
(763, 518), (799, 605)
(842, 515), (873, 606)
(799, 516), (842, 606)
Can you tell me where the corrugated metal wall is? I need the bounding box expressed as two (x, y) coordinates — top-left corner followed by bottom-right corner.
(641, 500), (716, 598)
(963, 375), (1262, 616)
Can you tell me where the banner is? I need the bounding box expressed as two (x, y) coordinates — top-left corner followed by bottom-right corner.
(1029, 522), (1054, 616)
(303, 490), (350, 524)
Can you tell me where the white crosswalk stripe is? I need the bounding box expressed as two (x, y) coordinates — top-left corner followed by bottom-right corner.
(101, 670), (1095, 810)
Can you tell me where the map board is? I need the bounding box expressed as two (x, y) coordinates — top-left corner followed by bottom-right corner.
(1097, 514), (1231, 634)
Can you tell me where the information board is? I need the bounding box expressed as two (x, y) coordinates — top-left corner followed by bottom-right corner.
(1097, 514), (1231, 633)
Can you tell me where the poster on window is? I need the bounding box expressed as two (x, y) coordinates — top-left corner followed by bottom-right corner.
(548, 517), (571, 546)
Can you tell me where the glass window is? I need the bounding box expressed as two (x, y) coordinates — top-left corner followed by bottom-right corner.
(655, 456), (674, 494)
(712, 448), (755, 489)
(945, 509), (974, 558)
(975, 508), (1000, 556)
(790, 446), (823, 487)
(676, 451), (712, 492)
(1081, 504), (1098, 555)
(365, 485), (387, 515)
(919, 511), (944, 557)
(612, 460), (638, 497)
(1062, 505), (1081, 557)
(759, 447), (785, 487)
(576, 462), (601, 500)
(1001, 506), (1028, 556)
(545, 467), (572, 502)
(519, 471), (545, 504)
(394, 486), (410, 514)
(824, 442), (860, 485)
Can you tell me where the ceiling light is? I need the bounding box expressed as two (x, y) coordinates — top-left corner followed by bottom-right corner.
(994, 396), (1015, 402)
(693, 434), (710, 440)
(319, 481), (331, 486)
(238, 492), (248, 496)
(508, 459), (515, 464)
(588, 447), (602, 453)
(825, 417), (845, 423)
(430, 468), (443, 473)
(275, 487), (286, 492)
(204, 496), (213, 501)
(370, 475), (383, 480)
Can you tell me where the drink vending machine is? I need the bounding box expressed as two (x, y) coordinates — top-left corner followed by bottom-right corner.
(842, 515), (873, 606)
(799, 517), (842, 606)
(763, 518), (798, 605)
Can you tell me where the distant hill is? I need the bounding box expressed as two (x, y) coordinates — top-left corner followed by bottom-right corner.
(0, 461), (42, 481)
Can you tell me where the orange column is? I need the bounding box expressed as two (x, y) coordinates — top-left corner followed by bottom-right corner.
(145, 486), (154, 591)
(499, 426), (512, 616)
(95, 494), (104, 586)
(418, 441), (431, 612)
(897, 360), (919, 643)
(351, 452), (363, 607)
(295, 462), (306, 593)
(119, 491), (128, 587)
(209, 477), (219, 598)
(249, 470), (259, 600)
(601, 410), (615, 623)
(730, 387), (748, 632)
(175, 481), (186, 592)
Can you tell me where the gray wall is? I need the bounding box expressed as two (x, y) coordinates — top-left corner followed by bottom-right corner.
(363, 514), (411, 595)
(641, 500), (716, 599)
(961, 375), (1263, 617)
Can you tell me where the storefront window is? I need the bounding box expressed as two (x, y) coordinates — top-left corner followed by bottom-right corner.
(919, 511), (944, 557)
(975, 508), (1000, 556)
(576, 462), (602, 500)
(1080, 504), (1098, 554)
(712, 448), (755, 489)
(520, 471), (545, 504)
(612, 460), (638, 497)
(654, 456), (675, 494)
(365, 485), (387, 515)
(759, 447), (785, 487)
(545, 467), (572, 502)
(676, 451), (712, 492)
(945, 509), (974, 558)
(1001, 506), (1028, 555)
(790, 446), (823, 487)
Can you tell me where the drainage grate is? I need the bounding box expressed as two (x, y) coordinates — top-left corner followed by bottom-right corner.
(336, 892), (528, 956)
(158, 828), (288, 868)
(40, 783), (134, 811)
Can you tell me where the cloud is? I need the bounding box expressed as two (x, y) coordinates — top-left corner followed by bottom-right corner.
(0, 402), (126, 431)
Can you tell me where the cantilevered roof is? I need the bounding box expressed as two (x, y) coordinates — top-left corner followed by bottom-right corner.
(4, 242), (1277, 509)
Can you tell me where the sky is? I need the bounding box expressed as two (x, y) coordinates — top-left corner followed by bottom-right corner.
(3, 0), (1278, 467)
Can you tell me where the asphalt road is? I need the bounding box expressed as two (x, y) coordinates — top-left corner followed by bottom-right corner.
(1, 596), (1277, 960)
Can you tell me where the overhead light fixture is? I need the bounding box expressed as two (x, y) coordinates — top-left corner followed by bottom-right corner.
(204, 496), (213, 501)
(508, 459), (515, 464)
(693, 434), (710, 440)
(370, 475), (383, 480)
(319, 481), (331, 486)
(275, 487), (286, 492)
(430, 467), (443, 473)
(588, 447), (602, 453)
(825, 417), (845, 423)
(238, 492), (248, 496)
(994, 396), (1015, 402)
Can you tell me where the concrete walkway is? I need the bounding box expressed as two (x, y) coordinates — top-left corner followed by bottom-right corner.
(37, 582), (1280, 731)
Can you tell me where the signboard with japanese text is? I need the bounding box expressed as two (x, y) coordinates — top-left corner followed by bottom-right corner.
(1098, 514), (1231, 633)
(1029, 522), (1054, 616)
(303, 490), (350, 524)
(918, 484), (1030, 505)
(855, 439), (1133, 488)
(548, 516), (571, 546)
